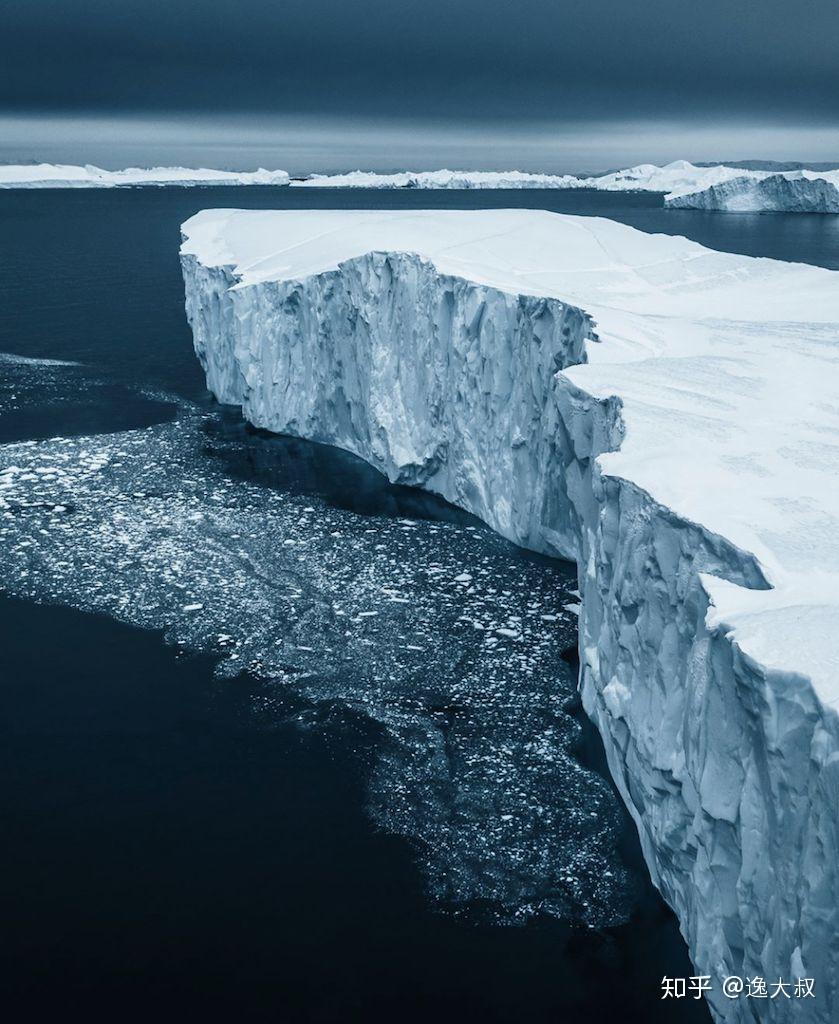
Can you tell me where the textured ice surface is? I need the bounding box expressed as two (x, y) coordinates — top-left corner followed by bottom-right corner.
(0, 164), (291, 188)
(665, 173), (839, 213)
(182, 208), (839, 1023)
(0, 354), (635, 926)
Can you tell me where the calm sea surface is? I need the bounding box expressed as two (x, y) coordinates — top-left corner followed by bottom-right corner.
(3, 185), (834, 1022)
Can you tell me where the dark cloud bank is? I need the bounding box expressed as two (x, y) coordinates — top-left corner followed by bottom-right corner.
(2, 0), (837, 169)
(3, 0), (838, 121)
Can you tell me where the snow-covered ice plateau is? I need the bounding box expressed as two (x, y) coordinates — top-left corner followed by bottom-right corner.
(182, 208), (839, 1023)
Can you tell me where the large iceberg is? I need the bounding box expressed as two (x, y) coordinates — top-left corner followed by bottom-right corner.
(0, 163), (291, 188)
(665, 172), (839, 213)
(181, 209), (839, 1023)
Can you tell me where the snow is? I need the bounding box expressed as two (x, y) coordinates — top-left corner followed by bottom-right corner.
(182, 208), (839, 1022)
(581, 159), (754, 193)
(0, 163), (290, 188)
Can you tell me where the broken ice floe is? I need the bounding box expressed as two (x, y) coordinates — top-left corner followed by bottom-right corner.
(0, 384), (635, 926)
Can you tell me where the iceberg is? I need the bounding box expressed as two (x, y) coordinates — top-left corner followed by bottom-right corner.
(291, 168), (582, 189)
(181, 209), (839, 1023)
(578, 159), (757, 193)
(665, 172), (839, 213)
(290, 159), (839, 199)
(0, 163), (291, 188)
(7, 159), (836, 208)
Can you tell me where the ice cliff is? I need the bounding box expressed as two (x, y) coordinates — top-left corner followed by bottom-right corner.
(665, 172), (839, 213)
(0, 164), (291, 188)
(181, 209), (839, 1023)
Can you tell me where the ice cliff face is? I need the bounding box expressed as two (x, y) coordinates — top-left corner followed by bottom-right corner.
(182, 209), (839, 1023)
(666, 173), (839, 213)
(184, 249), (589, 555)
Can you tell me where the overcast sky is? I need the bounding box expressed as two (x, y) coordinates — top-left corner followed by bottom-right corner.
(2, 0), (838, 169)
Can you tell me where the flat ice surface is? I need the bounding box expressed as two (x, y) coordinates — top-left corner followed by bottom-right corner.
(182, 208), (839, 705)
(0, 164), (290, 188)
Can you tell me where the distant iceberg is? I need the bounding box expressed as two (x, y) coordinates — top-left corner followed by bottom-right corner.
(291, 168), (582, 189)
(289, 163), (690, 190)
(6, 160), (838, 210)
(0, 163), (291, 188)
(291, 159), (839, 198)
(665, 171), (839, 213)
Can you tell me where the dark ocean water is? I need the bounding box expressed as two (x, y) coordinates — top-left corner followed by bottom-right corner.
(3, 184), (832, 1023)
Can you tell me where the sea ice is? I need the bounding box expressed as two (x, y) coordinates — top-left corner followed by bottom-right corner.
(0, 359), (630, 926)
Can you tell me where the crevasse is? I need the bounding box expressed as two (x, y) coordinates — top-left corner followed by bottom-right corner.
(181, 213), (839, 1024)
